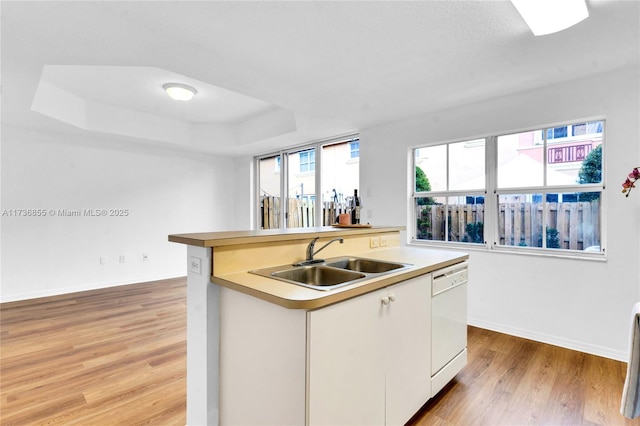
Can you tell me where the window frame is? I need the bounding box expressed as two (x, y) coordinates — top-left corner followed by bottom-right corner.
(412, 138), (488, 247)
(255, 134), (359, 230)
(410, 119), (606, 260)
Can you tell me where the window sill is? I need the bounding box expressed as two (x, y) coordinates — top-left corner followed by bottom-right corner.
(408, 239), (607, 262)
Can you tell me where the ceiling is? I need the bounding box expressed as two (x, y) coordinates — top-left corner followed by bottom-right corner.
(2, 1), (639, 157)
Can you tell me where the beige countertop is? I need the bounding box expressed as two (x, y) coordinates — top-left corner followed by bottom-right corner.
(213, 246), (468, 310)
(168, 225), (404, 247)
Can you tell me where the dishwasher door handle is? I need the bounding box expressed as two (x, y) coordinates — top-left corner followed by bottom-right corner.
(432, 265), (468, 296)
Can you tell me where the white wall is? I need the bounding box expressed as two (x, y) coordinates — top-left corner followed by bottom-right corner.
(1, 126), (236, 302)
(232, 155), (255, 230)
(360, 65), (640, 361)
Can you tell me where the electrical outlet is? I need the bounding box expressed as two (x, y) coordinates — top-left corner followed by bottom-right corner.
(100, 256), (107, 265)
(119, 255), (126, 264)
(380, 236), (389, 247)
(189, 256), (202, 275)
(370, 237), (380, 248)
(142, 253), (149, 261)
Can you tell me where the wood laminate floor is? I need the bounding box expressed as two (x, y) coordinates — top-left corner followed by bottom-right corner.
(1, 278), (637, 425)
(0, 278), (187, 426)
(409, 327), (637, 426)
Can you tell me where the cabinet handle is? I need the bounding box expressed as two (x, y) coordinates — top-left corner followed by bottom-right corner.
(381, 296), (390, 305)
(388, 294), (396, 302)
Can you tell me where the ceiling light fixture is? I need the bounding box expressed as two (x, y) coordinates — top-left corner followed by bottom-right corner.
(510, 0), (589, 36)
(163, 83), (197, 101)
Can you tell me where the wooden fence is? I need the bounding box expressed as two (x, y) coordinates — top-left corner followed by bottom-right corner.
(261, 196), (282, 229)
(261, 196), (350, 229)
(416, 201), (600, 250)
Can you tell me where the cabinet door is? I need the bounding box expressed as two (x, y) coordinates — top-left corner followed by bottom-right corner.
(307, 289), (386, 426)
(384, 275), (431, 426)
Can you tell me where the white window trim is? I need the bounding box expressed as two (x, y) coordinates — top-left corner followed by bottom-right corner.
(409, 119), (606, 261)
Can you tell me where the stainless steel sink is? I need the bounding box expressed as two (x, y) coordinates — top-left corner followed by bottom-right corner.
(325, 257), (408, 274)
(249, 256), (414, 291)
(274, 266), (365, 288)
(250, 264), (366, 291)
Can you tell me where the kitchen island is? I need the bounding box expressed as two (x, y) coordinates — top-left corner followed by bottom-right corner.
(169, 226), (468, 425)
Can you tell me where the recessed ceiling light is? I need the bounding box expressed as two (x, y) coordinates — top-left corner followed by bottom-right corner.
(511, 0), (589, 36)
(163, 83), (197, 101)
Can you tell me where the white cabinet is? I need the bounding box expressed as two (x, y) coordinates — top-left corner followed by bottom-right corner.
(385, 275), (432, 424)
(307, 274), (431, 426)
(218, 287), (307, 425)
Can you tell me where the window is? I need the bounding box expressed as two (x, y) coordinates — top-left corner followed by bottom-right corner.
(322, 138), (360, 225)
(258, 154), (282, 230)
(349, 141), (360, 159)
(546, 126), (568, 139)
(496, 124), (603, 251)
(536, 121), (603, 143)
(288, 148), (316, 228)
(256, 135), (359, 229)
(299, 149), (315, 173)
(414, 139), (486, 244)
(572, 121), (602, 136)
(412, 120), (604, 256)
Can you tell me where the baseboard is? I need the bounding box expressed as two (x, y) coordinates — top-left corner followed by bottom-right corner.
(0, 274), (186, 303)
(468, 317), (628, 363)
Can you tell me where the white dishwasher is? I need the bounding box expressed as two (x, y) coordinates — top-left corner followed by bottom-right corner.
(431, 260), (468, 397)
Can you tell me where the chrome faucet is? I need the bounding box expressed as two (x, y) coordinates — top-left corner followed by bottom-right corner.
(295, 237), (344, 266)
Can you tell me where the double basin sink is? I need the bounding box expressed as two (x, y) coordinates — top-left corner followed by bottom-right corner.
(249, 257), (414, 291)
